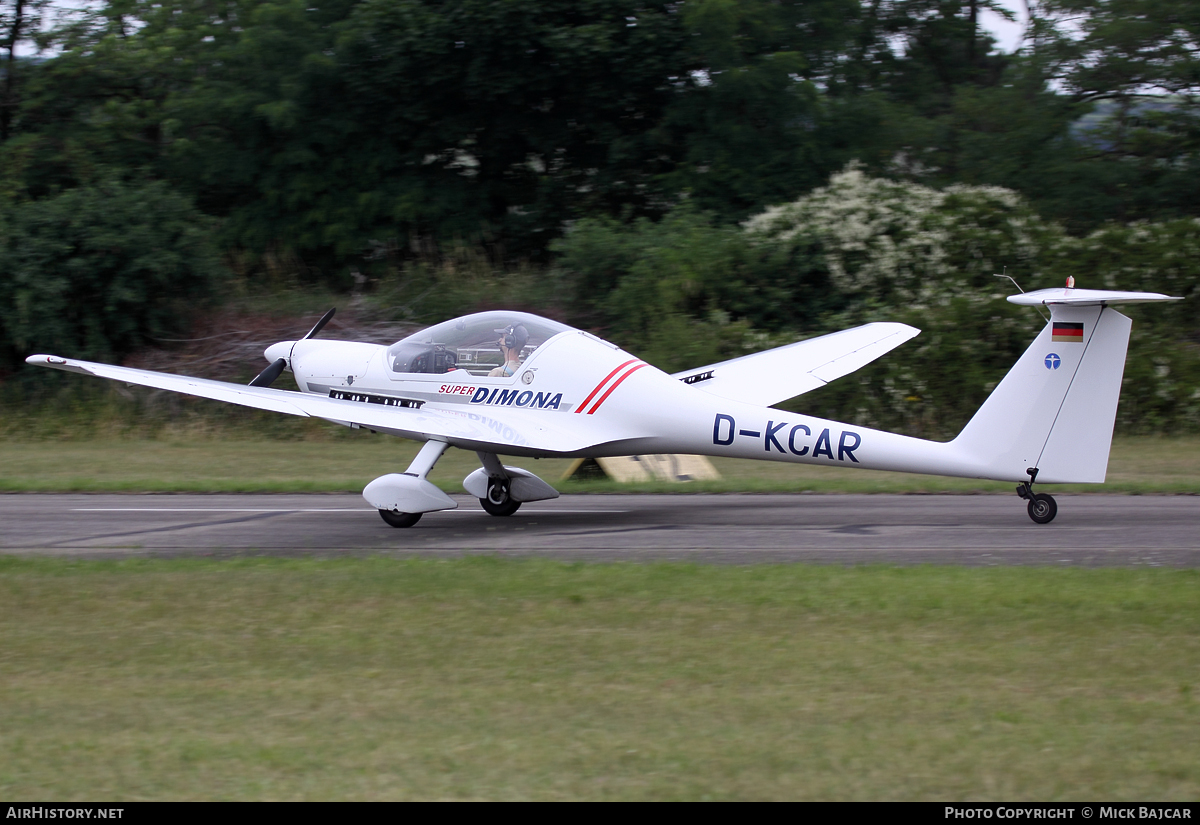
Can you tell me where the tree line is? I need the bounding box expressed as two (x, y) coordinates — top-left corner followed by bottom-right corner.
(1, 0), (1198, 432)
(3, 1), (1198, 259)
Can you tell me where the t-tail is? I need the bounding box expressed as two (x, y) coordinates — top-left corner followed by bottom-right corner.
(951, 287), (1180, 486)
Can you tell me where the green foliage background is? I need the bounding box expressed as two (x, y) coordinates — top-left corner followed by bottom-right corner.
(0, 0), (1198, 435)
(0, 180), (225, 370)
(553, 169), (1200, 438)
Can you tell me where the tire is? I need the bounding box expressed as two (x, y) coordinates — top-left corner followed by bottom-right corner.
(379, 509), (422, 528)
(480, 497), (521, 517)
(1027, 494), (1057, 525)
(480, 478), (521, 517)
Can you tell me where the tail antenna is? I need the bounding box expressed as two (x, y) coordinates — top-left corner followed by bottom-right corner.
(994, 269), (1048, 321)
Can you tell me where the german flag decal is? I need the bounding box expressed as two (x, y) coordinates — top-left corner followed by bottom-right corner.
(1051, 322), (1084, 343)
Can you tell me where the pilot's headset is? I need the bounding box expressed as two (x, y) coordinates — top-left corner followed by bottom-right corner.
(497, 323), (529, 354)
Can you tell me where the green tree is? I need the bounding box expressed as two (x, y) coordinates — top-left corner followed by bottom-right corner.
(167, 0), (691, 263)
(1, 0), (239, 198)
(1002, 0), (1200, 226)
(552, 205), (837, 371)
(0, 0), (54, 143)
(658, 0), (868, 221)
(0, 179), (225, 374)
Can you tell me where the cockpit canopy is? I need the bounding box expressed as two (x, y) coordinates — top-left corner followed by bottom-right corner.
(387, 311), (574, 377)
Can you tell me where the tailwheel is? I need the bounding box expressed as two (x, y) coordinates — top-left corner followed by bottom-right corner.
(1026, 493), (1057, 525)
(480, 478), (521, 517)
(379, 509), (422, 528)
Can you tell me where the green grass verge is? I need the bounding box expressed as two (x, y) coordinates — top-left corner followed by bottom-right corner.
(0, 435), (1197, 493)
(0, 557), (1196, 800)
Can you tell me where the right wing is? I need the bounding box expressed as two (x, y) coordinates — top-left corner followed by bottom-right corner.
(25, 354), (596, 454)
(670, 322), (919, 407)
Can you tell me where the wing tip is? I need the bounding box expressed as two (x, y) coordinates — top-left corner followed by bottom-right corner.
(26, 354), (69, 367)
(861, 321), (921, 337)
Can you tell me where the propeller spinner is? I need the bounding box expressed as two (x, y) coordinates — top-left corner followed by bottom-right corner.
(248, 308), (336, 388)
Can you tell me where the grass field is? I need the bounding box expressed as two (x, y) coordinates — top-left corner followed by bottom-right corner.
(1, 435), (1198, 494)
(0, 558), (1197, 800)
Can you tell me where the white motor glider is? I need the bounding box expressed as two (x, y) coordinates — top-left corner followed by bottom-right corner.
(27, 285), (1179, 527)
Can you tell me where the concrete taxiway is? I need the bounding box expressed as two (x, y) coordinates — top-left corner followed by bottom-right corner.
(1, 493), (1198, 565)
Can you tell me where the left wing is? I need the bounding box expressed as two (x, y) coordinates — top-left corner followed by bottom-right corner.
(25, 354), (596, 454)
(671, 322), (919, 407)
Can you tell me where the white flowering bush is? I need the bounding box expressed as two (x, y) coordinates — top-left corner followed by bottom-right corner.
(743, 163), (1060, 307)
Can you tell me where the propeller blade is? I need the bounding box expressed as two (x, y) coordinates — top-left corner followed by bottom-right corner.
(248, 308), (332, 387)
(304, 307), (336, 340)
(249, 358), (287, 388)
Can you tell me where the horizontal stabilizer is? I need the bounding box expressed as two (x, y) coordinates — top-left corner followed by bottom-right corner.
(1009, 288), (1182, 307)
(671, 322), (919, 407)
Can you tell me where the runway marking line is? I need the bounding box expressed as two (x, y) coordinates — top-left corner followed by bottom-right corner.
(71, 508), (628, 514)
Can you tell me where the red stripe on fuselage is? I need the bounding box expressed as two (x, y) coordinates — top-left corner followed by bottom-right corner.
(586, 363), (648, 415)
(575, 358), (639, 413)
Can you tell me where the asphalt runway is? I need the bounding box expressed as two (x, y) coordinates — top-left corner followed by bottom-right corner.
(1, 493), (1198, 565)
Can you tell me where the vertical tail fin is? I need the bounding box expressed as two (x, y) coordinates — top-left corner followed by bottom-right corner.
(953, 288), (1178, 483)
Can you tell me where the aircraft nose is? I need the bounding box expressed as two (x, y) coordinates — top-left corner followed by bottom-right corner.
(264, 341), (296, 366)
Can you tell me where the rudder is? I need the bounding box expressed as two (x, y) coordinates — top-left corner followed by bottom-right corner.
(1036, 307), (1131, 482)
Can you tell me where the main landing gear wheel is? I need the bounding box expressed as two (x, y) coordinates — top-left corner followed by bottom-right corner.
(480, 478), (521, 517)
(1026, 493), (1057, 525)
(379, 509), (422, 528)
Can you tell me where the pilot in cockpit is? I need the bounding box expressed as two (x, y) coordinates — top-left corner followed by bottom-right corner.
(488, 324), (528, 377)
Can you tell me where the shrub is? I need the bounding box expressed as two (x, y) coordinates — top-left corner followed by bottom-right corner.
(0, 180), (226, 377)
